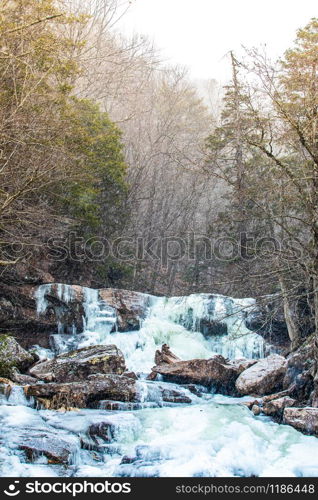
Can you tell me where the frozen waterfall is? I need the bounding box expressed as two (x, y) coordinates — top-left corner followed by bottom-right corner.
(34, 285), (268, 371)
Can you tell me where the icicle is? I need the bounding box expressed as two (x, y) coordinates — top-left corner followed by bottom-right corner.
(35, 284), (52, 316)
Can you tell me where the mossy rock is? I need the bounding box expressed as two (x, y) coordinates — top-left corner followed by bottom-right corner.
(0, 334), (34, 378)
(29, 344), (126, 383)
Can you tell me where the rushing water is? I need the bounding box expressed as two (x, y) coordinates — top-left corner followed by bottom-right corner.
(1, 285), (318, 477)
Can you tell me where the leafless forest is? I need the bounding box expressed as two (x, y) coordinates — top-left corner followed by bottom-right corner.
(1, 0), (318, 350)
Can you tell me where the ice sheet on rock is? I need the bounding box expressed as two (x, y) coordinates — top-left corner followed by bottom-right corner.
(35, 285), (268, 365)
(82, 287), (117, 335)
(148, 294), (266, 360)
(57, 284), (75, 304)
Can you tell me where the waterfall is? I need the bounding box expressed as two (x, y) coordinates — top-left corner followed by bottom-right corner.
(7, 386), (33, 407)
(148, 294), (266, 361)
(82, 287), (117, 338)
(57, 284), (75, 304)
(34, 286), (268, 367)
(34, 284), (118, 357)
(78, 292), (268, 372)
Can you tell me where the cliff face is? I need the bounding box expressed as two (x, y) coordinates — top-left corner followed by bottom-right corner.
(0, 284), (55, 349)
(0, 281), (293, 353)
(0, 279), (151, 349)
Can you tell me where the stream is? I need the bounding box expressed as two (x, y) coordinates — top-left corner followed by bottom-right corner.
(1, 286), (318, 477)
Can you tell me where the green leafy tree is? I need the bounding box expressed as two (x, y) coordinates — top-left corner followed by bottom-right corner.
(63, 98), (128, 235)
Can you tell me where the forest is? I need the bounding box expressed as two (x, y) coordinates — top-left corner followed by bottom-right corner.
(1, 0), (318, 480)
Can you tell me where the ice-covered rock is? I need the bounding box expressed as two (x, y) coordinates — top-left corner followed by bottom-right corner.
(34, 284), (150, 336)
(284, 407), (318, 436)
(235, 354), (287, 395)
(19, 432), (77, 464)
(25, 374), (137, 409)
(87, 421), (115, 445)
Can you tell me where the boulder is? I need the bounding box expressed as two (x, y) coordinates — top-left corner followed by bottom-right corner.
(25, 374), (137, 410)
(146, 371), (158, 381)
(283, 407), (318, 436)
(18, 432), (76, 464)
(154, 344), (181, 365)
(29, 345), (126, 382)
(123, 371), (138, 380)
(151, 354), (240, 393)
(160, 387), (192, 404)
(235, 354), (287, 395)
(0, 377), (13, 397)
(180, 384), (207, 397)
(0, 282), (58, 348)
(146, 382), (193, 404)
(0, 335), (35, 378)
(11, 373), (38, 385)
(262, 389), (291, 403)
(229, 358), (257, 374)
(88, 422), (115, 445)
(241, 399), (263, 410)
(262, 396), (296, 419)
(251, 404), (261, 416)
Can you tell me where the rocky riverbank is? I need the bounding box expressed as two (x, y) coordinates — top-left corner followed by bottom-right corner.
(0, 332), (317, 437)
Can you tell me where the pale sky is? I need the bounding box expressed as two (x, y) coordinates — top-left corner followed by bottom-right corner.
(118, 0), (318, 82)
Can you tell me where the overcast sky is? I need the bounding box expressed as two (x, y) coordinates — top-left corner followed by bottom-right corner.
(118, 0), (318, 82)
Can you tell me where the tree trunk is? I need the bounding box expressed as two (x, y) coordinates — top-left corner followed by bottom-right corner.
(279, 276), (301, 350)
